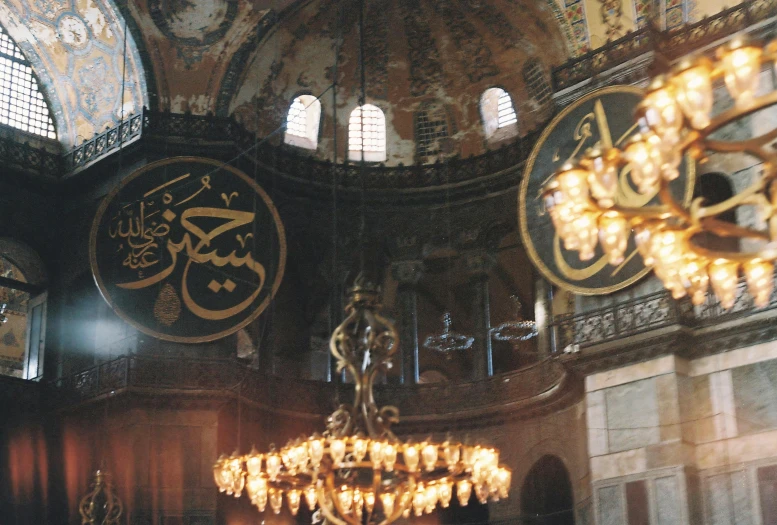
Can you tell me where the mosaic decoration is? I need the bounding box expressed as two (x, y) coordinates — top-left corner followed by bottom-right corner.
(399, 0), (444, 97)
(0, 0), (147, 147)
(665, 0), (686, 30)
(562, 0), (590, 55)
(364, 0), (390, 99)
(633, 0), (652, 28)
(431, 0), (500, 84)
(599, 0), (625, 41)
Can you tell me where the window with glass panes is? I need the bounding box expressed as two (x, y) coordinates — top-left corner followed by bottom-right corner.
(0, 25), (56, 139)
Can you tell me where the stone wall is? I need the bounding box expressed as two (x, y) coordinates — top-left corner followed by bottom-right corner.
(585, 345), (777, 524)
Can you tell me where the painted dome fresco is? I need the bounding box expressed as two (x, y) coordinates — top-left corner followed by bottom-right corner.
(230, 0), (571, 166)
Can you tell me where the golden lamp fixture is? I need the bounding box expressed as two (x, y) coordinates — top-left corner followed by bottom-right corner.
(543, 37), (777, 308)
(213, 276), (510, 525)
(78, 470), (123, 525)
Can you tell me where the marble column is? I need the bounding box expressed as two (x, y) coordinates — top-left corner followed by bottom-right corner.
(465, 253), (496, 381)
(534, 277), (553, 357)
(391, 260), (424, 384)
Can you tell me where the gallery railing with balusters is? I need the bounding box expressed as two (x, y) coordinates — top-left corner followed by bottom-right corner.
(551, 275), (777, 351)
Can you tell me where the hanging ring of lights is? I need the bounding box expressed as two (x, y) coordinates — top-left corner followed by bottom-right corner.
(543, 37), (777, 309)
(490, 295), (538, 342)
(214, 276), (511, 525)
(423, 312), (475, 357)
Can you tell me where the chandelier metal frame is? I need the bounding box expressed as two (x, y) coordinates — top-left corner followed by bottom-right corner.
(542, 37), (777, 309)
(214, 278), (510, 525)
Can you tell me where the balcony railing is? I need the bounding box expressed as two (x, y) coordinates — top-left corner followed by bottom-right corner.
(551, 0), (777, 91)
(51, 355), (572, 422)
(63, 112), (144, 173)
(551, 276), (777, 350)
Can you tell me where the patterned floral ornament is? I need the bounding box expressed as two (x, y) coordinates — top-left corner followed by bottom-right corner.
(599, 0), (625, 41)
(562, 0), (590, 55)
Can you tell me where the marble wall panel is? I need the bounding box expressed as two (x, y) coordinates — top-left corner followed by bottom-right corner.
(705, 470), (753, 525)
(732, 360), (777, 435)
(605, 378), (660, 453)
(655, 475), (681, 525)
(598, 485), (624, 525)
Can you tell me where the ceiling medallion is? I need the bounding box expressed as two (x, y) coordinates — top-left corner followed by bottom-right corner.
(423, 312), (475, 357)
(214, 277), (510, 525)
(542, 37), (777, 309)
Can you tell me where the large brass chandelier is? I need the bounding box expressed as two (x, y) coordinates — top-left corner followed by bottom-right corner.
(543, 37), (777, 309)
(213, 277), (511, 525)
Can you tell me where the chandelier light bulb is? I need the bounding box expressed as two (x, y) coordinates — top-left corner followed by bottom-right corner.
(330, 438), (346, 466)
(266, 453), (281, 481)
(599, 213), (629, 265)
(370, 440), (385, 470)
(270, 489), (283, 514)
(287, 489), (302, 516)
(309, 436), (324, 467)
(304, 484), (318, 510)
(710, 259), (740, 309)
(425, 484), (438, 514)
(383, 442), (398, 471)
(556, 164), (590, 205)
(421, 442), (438, 472)
(640, 79), (683, 145)
(364, 491), (375, 513)
(403, 443), (420, 472)
(719, 41), (762, 109)
(456, 479), (472, 506)
(745, 260), (774, 308)
(353, 436), (368, 462)
(673, 59), (714, 129)
(680, 255), (710, 306)
(634, 225), (655, 266)
(624, 136), (661, 194)
(586, 149), (619, 208)
(573, 211), (600, 261)
(438, 480), (453, 507)
(380, 492), (396, 517)
(443, 441), (460, 469)
(246, 450), (262, 477)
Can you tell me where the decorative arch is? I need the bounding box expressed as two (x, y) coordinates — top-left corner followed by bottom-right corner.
(0, 0), (148, 148)
(521, 454), (575, 524)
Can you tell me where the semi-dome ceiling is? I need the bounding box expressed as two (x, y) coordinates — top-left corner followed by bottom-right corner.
(230, 0), (570, 166)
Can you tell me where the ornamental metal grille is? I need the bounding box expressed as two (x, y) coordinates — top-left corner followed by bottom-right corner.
(496, 89), (517, 129)
(0, 26), (56, 139)
(348, 104), (385, 154)
(523, 59), (552, 108)
(416, 102), (449, 159)
(286, 96), (308, 138)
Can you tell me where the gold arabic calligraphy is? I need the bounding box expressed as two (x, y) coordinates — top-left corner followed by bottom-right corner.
(107, 173), (265, 322)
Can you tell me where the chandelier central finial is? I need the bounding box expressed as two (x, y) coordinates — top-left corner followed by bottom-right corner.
(214, 276), (511, 525)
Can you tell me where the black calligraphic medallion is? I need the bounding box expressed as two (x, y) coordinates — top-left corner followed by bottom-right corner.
(90, 157), (286, 343)
(519, 86), (695, 295)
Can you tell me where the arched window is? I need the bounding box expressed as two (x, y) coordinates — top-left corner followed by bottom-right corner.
(523, 59), (553, 110)
(284, 95), (321, 150)
(480, 87), (518, 141)
(415, 102), (451, 162)
(348, 104), (386, 162)
(0, 25), (56, 139)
